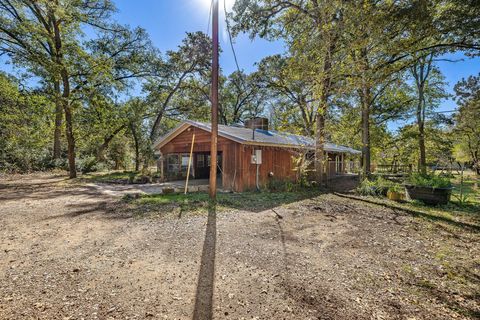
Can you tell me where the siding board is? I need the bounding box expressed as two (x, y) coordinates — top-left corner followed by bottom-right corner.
(157, 124), (343, 192)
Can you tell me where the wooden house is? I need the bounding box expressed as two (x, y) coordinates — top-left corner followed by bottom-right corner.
(153, 118), (361, 192)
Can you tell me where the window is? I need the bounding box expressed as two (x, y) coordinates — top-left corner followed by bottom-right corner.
(181, 155), (190, 172)
(206, 154), (221, 168)
(167, 154), (180, 173)
(197, 154), (205, 167)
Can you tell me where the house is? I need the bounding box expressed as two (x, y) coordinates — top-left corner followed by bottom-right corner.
(153, 118), (361, 192)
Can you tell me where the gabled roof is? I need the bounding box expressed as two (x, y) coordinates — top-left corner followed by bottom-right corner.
(154, 120), (361, 154)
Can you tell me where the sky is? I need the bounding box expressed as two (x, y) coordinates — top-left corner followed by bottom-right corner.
(1, 0), (479, 130)
(113, 0), (285, 74)
(111, 0), (479, 130)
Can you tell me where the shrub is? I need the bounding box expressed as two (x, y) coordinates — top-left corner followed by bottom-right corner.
(76, 156), (98, 174)
(356, 177), (395, 196)
(388, 183), (403, 193)
(267, 178), (299, 192)
(356, 179), (380, 196)
(408, 173), (452, 189)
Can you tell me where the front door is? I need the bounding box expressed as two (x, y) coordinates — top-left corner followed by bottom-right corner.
(195, 152), (222, 179)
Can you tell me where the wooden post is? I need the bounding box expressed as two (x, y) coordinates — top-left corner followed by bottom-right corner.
(159, 152), (164, 181)
(185, 133), (196, 194)
(209, 0), (219, 199)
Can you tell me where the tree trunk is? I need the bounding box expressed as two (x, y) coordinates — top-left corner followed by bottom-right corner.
(418, 121), (427, 174)
(64, 102), (76, 178)
(315, 112), (325, 186)
(474, 164), (478, 190)
(53, 11), (76, 178)
(417, 94), (427, 175)
(60, 68), (74, 178)
(96, 125), (126, 162)
(53, 81), (63, 161)
(411, 54), (433, 175)
(361, 88), (371, 178)
(130, 123), (140, 172)
(314, 35), (336, 187)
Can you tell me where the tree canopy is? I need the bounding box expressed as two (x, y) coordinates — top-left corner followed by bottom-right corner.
(0, 0), (479, 179)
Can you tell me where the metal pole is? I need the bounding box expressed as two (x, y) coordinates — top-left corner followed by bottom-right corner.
(209, 0), (219, 199)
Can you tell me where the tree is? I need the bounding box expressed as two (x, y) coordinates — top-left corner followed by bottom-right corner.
(408, 54), (448, 174)
(0, 73), (53, 172)
(125, 98), (150, 171)
(0, 0), (153, 178)
(232, 0), (345, 186)
(146, 32), (211, 141)
(396, 0), (480, 56)
(256, 55), (316, 136)
(219, 71), (266, 125)
(454, 74), (480, 175)
(410, 53), (432, 174)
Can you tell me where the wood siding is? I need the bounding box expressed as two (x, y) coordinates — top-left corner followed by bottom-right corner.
(156, 124), (348, 192)
(159, 127), (231, 154)
(158, 126), (299, 192)
(237, 145), (296, 191)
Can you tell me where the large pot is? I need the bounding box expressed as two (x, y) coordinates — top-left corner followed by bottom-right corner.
(404, 185), (452, 205)
(387, 191), (403, 201)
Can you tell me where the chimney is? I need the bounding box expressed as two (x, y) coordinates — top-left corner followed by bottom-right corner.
(245, 117), (269, 131)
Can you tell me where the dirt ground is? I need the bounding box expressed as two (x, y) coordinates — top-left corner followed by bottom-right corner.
(0, 174), (479, 320)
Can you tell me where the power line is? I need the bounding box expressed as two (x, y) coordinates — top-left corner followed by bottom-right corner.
(223, 0), (242, 75)
(206, 0), (213, 36)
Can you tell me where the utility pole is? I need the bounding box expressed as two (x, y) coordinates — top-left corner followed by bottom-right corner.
(209, 0), (219, 200)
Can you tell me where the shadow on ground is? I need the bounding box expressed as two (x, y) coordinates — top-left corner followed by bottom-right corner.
(192, 204), (217, 320)
(334, 192), (480, 233)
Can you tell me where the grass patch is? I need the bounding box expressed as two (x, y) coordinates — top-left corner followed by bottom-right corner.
(127, 189), (322, 216)
(334, 192), (480, 232)
(450, 171), (480, 206)
(82, 171), (140, 182)
(355, 171), (480, 227)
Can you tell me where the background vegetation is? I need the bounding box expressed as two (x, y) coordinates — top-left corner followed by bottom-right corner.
(0, 0), (479, 181)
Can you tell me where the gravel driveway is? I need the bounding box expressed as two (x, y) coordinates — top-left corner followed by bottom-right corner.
(0, 174), (478, 319)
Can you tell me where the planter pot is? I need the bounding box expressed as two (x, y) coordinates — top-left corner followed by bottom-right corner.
(387, 191), (403, 201)
(404, 185), (452, 205)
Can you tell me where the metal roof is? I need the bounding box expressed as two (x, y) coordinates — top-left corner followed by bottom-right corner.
(154, 120), (361, 155)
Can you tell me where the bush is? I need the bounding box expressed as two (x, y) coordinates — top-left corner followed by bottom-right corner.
(356, 179), (380, 196)
(388, 183), (403, 193)
(356, 176), (395, 196)
(267, 178), (298, 192)
(408, 173), (452, 189)
(76, 156), (98, 174)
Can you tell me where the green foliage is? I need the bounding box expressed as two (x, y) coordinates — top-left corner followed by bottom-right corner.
(356, 179), (380, 196)
(0, 0), (478, 181)
(408, 173), (452, 189)
(388, 184), (404, 193)
(453, 74), (480, 174)
(144, 31), (212, 140)
(76, 156), (99, 174)
(0, 74), (55, 172)
(0, 0), (154, 177)
(356, 177), (394, 196)
(266, 178), (298, 192)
